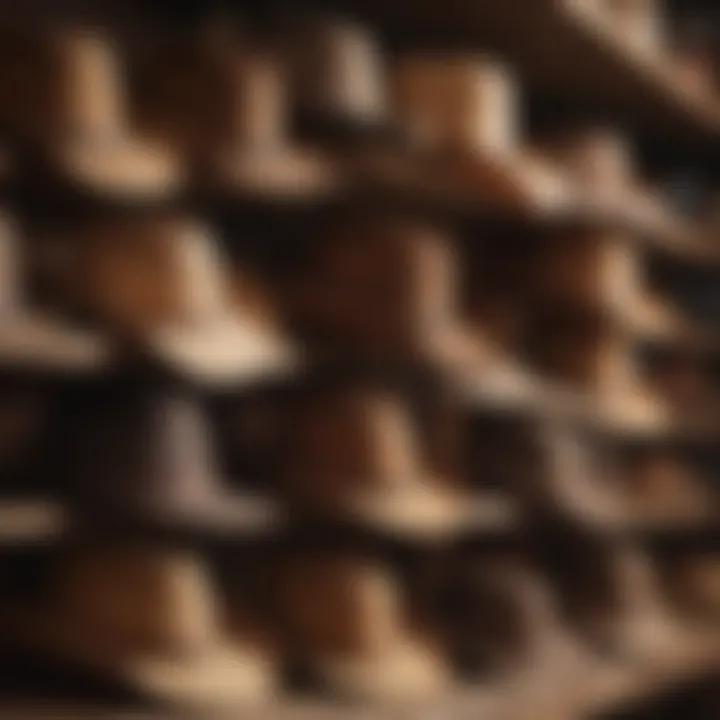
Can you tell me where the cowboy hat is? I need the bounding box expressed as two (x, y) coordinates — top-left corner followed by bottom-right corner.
(282, 16), (390, 134)
(532, 322), (671, 436)
(574, 0), (667, 60)
(390, 53), (574, 215)
(289, 216), (544, 413)
(508, 418), (632, 530)
(65, 378), (281, 535)
(536, 126), (688, 247)
(649, 356), (720, 437)
(439, 554), (597, 714)
(595, 362), (672, 437)
(1, 546), (276, 708)
(1, 26), (183, 201)
(282, 386), (498, 538)
(662, 554), (720, 624)
(0, 212), (111, 372)
(61, 214), (299, 386)
(276, 551), (451, 701)
(623, 452), (714, 528)
(205, 49), (338, 199)
(544, 532), (694, 664)
(595, 546), (697, 662)
(0, 374), (69, 543)
(527, 226), (695, 349)
(135, 24), (337, 202)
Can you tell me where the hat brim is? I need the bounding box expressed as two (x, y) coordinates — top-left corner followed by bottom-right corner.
(584, 630), (719, 712)
(608, 613), (699, 664)
(132, 492), (283, 537)
(0, 313), (111, 372)
(670, 563), (720, 621)
(313, 640), (451, 701)
(540, 484), (631, 532)
(568, 186), (691, 254)
(0, 498), (67, 543)
(623, 310), (681, 344)
(210, 148), (339, 201)
(454, 353), (593, 424)
(595, 395), (671, 438)
(502, 632), (599, 717)
(451, 151), (573, 215)
(629, 492), (713, 530)
(455, 360), (553, 413)
(345, 485), (511, 539)
(538, 440), (631, 529)
(3, 608), (275, 709)
(368, 147), (573, 216)
(419, 325), (554, 415)
(149, 318), (301, 387)
(591, 294), (684, 345)
(51, 141), (183, 200)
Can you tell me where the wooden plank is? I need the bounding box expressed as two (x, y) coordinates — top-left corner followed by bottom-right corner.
(0, 500), (67, 543)
(346, 0), (720, 141)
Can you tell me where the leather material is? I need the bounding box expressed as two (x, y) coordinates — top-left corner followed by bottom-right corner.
(283, 17), (389, 131)
(393, 54), (519, 155)
(289, 218), (492, 371)
(65, 379), (272, 530)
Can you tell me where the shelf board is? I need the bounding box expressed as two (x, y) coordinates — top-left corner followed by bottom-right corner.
(0, 636), (716, 719)
(359, 146), (720, 267)
(0, 319), (304, 389)
(350, 0), (720, 142)
(583, 633), (720, 714)
(0, 500), (67, 544)
(550, 204), (720, 266)
(0, 319), (113, 375)
(2, 495), (713, 549)
(456, 365), (720, 446)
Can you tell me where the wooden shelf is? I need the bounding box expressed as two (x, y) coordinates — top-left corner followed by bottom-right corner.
(349, 0), (720, 142)
(2, 494), (715, 549)
(0, 7), (716, 720)
(0, 500), (66, 544)
(0, 635), (716, 719)
(0, 321), (303, 389)
(552, 205), (720, 267)
(454, 364), (719, 446)
(360, 146), (720, 267)
(0, 320), (112, 375)
(582, 633), (720, 714)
